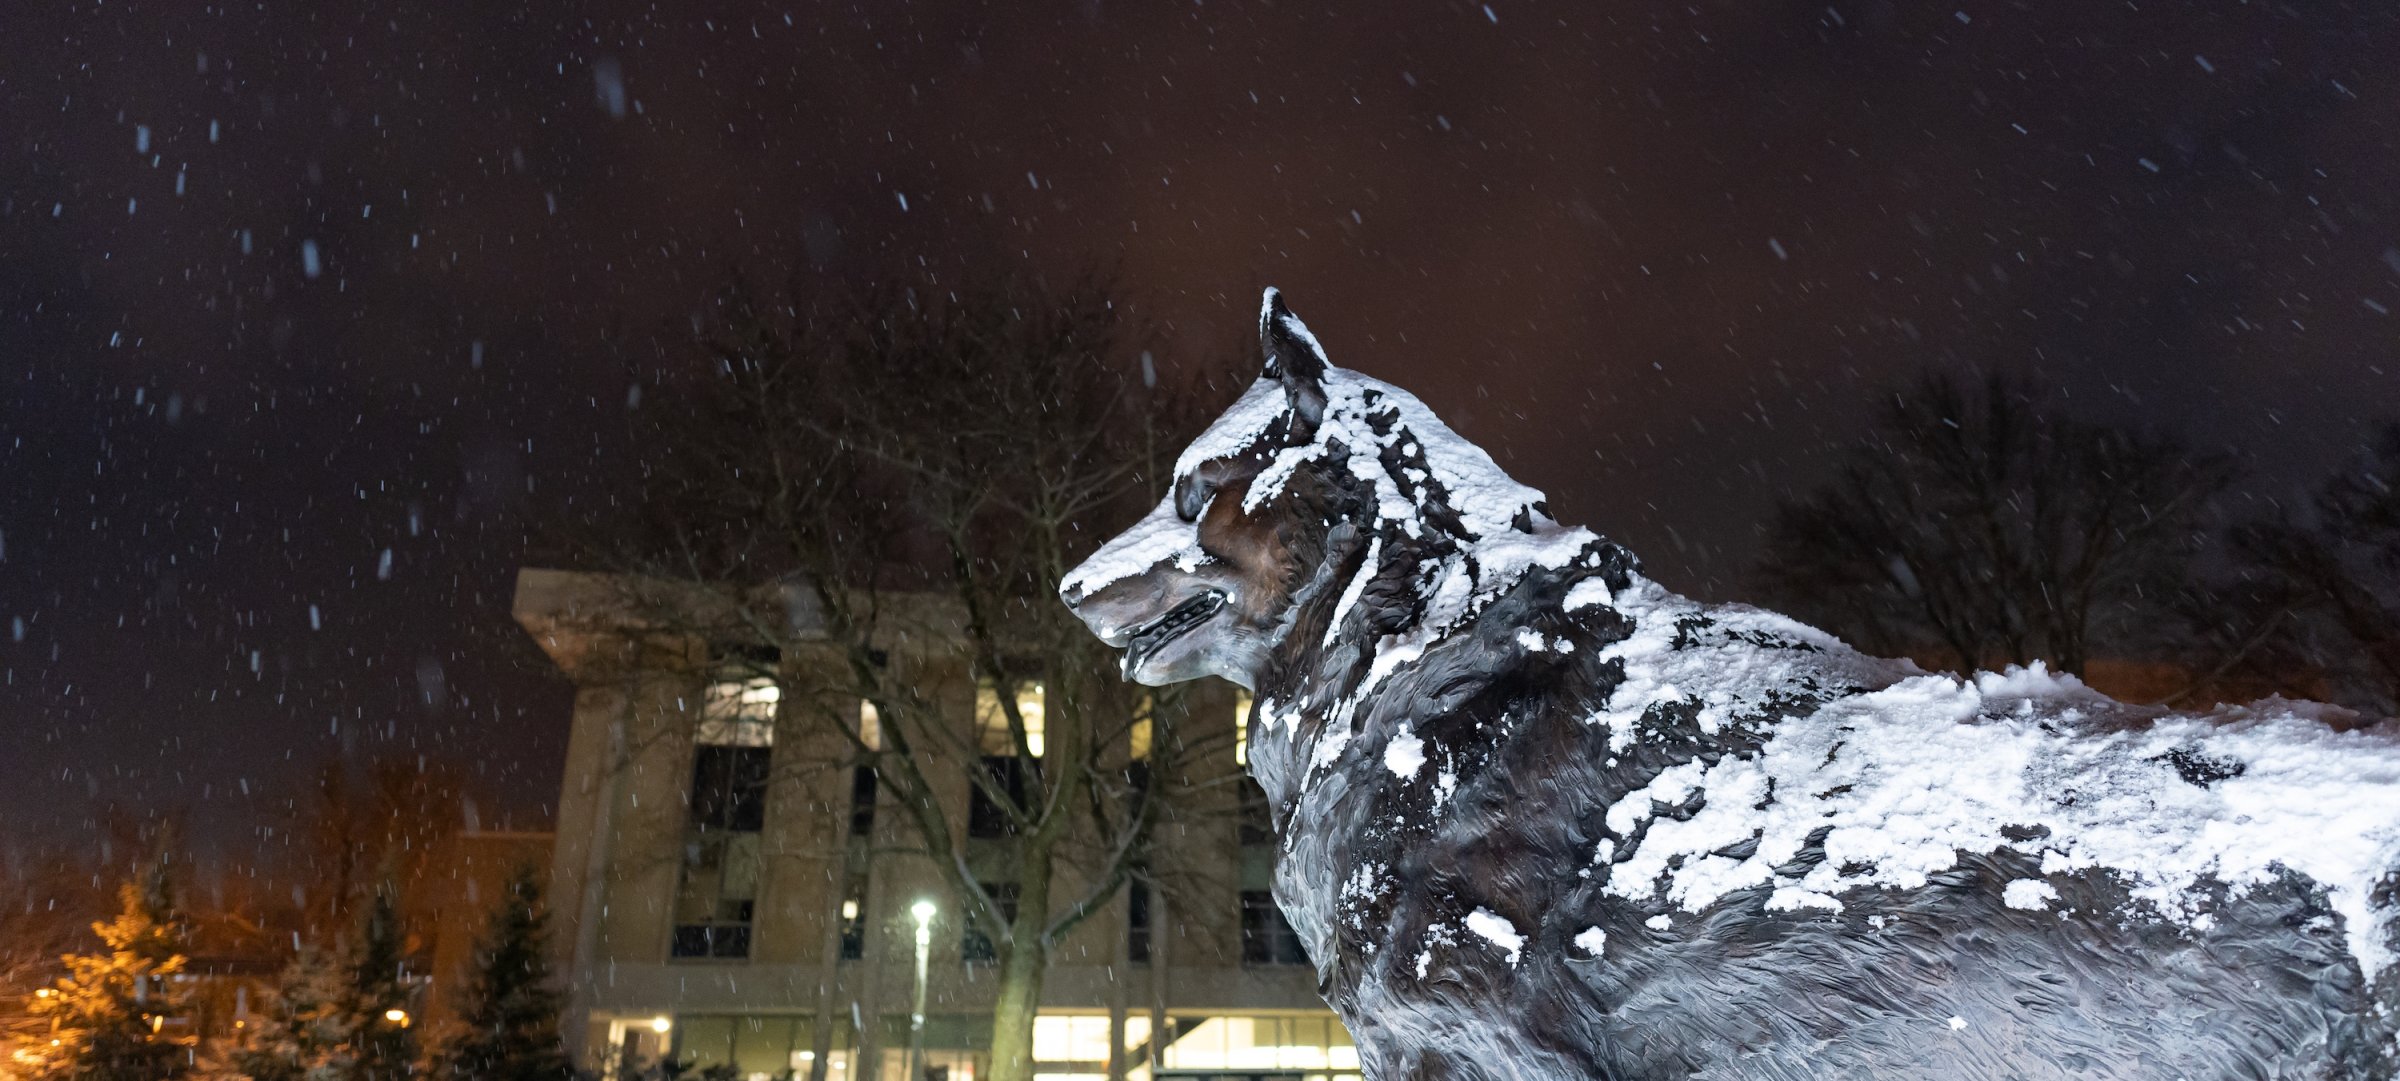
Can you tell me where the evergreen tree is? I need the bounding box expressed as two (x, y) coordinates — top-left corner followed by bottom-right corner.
(433, 867), (575, 1081)
(229, 945), (351, 1081)
(26, 866), (192, 1081)
(343, 892), (420, 1081)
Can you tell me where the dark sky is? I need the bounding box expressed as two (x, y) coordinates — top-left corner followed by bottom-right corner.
(4, 0), (2395, 862)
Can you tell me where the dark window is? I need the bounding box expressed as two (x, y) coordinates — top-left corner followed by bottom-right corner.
(670, 923), (752, 960)
(671, 833), (761, 960)
(709, 641), (782, 667)
(690, 746), (770, 833)
(1240, 890), (1309, 966)
(673, 738), (769, 961)
(1237, 778), (1276, 847)
(1126, 875), (1152, 964)
(849, 765), (878, 836)
(967, 756), (1034, 839)
(961, 882), (1020, 964)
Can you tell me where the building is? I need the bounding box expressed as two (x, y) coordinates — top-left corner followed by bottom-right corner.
(513, 569), (1358, 1081)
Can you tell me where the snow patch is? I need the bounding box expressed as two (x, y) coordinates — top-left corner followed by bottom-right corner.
(2003, 879), (2060, 911)
(1596, 662), (2400, 981)
(1573, 927), (1607, 957)
(1384, 730), (1427, 780)
(1464, 908), (1525, 965)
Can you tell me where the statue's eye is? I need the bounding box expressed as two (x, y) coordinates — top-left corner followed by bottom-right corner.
(1174, 472), (1217, 522)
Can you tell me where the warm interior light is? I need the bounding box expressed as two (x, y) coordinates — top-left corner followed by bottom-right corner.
(1234, 689), (1254, 765)
(384, 1009), (410, 1027)
(841, 899), (860, 920)
(649, 1015), (673, 1034)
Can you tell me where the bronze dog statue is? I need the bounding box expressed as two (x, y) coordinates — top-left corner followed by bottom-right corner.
(1062, 289), (2400, 1080)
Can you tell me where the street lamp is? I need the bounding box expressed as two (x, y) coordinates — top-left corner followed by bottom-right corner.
(907, 900), (936, 1081)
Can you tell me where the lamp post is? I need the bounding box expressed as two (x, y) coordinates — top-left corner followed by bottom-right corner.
(906, 900), (936, 1081)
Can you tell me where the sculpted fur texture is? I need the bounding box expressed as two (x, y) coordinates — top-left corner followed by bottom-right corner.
(1060, 289), (2400, 1080)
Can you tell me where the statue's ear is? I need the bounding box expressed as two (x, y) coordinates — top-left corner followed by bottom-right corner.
(1259, 287), (1328, 427)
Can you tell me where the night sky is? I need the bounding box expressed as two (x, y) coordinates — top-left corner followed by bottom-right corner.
(4, 1), (2395, 862)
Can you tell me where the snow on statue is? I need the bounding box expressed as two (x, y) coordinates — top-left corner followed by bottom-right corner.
(1060, 289), (2400, 1079)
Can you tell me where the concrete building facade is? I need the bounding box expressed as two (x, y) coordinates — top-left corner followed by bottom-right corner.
(513, 569), (1357, 1081)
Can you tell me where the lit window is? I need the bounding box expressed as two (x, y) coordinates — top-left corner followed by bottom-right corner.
(856, 699), (883, 750)
(699, 678), (778, 747)
(1032, 1015), (1115, 1063)
(976, 681), (1045, 757)
(1130, 693), (1154, 761)
(1159, 1015), (1359, 1073)
(1233, 689), (1253, 766)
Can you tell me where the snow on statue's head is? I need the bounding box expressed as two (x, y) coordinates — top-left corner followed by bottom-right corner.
(1060, 288), (1600, 690)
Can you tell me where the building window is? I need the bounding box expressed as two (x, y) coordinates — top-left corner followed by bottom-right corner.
(848, 766), (878, 837)
(961, 882), (1020, 964)
(851, 699), (881, 837)
(689, 745), (771, 832)
(697, 677), (778, 748)
(856, 697), (883, 750)
(838, 874), (868, 961)
(1126, 871), (1153, 964)
(671, 834), (759, 960)
(1131, 692), (1155, 761)
(976, 680), (1045, 757)
(967, 755), (1035, 839)
(1157, 1014), (1358, 1074)
(673, 680), (774, 961)
(1239, 890), (1309, 966)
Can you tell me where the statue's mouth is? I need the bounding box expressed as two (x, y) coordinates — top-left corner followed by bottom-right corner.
(1123, 590), (1227, 674)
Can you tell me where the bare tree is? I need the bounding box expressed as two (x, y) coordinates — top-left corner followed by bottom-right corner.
(2204, 423), (2400, 714)
(557, 274), (1227, 1081)
(283, 756), (485, 940)
(1756, 374), (2231, 678)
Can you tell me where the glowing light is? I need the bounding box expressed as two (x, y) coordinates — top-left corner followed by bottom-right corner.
(649, 1015), (673, 1034)
(911, 899), (937, 927)
(384, 1009), (411, 1027)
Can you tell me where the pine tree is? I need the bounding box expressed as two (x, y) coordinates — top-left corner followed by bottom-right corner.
(26, 866), (192, 1081)
(433, 867), (576, 1081)
(229, 945), (351, 1081)
(343, 892), (420, 1081)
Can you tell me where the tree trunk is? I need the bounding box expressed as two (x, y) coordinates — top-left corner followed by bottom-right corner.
(985, 833), (1058, 1081)
(984, 935), (1049, 1081)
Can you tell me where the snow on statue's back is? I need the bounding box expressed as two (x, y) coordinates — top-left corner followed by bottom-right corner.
(1060, 288), (2400, 1080)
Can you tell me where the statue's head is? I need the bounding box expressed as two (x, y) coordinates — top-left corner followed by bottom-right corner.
(1061, 288), (1602, 692)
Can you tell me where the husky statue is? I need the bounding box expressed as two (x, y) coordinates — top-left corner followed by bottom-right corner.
(1060, 289), (2400, 1079)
